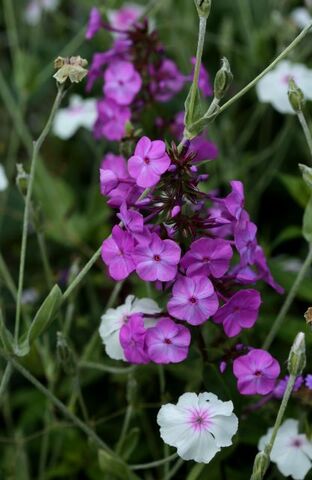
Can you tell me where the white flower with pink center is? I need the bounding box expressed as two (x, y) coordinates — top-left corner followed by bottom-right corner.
(157, 392), (238, 463)
(256, 60), (312, 114)
(258, 419), (312, 480)
(52, 95), (97, 140)
(99, 295), (161, 360)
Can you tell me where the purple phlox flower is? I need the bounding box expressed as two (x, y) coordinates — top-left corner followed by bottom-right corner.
(219, 361), (227, 373)
(219, 180), (245, 220)
(171, 205), (181, 218)
(107, 5), (143, 32)
(120, 314), (150, 364)
(128, 136), (171, 188)
(213, 289), (261, 337)
(86, 7), (103, 40)
(189, 57), (213, 97)
(145, 317), (191, 364)
(273, 375), (304, 398)
(104, 60), (142, 106)
(101, 225), (135, 281)
(233, 349), (280, 395)
(150, 59), (186, 102)
(234, 210), (258, 266)
(181, 238), (233, 278)
(100, 153), (129, 196)
(253, 246), (284, 294)
(305, 374), (312, 389)
(94, 98), (131, 141)
(168, 275), (219, 326)
(134, 233), (181, 282)
(189, 135), (219, 162)
(117, 201), (144, 233)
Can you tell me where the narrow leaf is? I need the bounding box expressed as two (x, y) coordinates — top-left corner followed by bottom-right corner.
(303, 196), (312, 243)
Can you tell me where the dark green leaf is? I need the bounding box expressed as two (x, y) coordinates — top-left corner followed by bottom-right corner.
(98, 450), (140, 480)
(279, 174), (310, 209)
(303, 196), (312, 243)
(119, 428), (140, 461)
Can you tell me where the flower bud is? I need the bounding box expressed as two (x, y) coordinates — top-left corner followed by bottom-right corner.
(250, 451), (270, 480)
(16, 163), (29, 197)
(194, 0), (212, 18)
(53, 56), (88, 85)
(287, 331), (306, 376)
(288, 78), (305, 113)
(56, 332), (76, 376)
(214, 57), (233, 100)
(299, 163), (312, 191)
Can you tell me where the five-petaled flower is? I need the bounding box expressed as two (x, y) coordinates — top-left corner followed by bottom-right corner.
(145, 318), (191, 364)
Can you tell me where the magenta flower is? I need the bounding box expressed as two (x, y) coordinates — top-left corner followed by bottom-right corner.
(134, 233), (181, 282)
(100, 153), (129, 196)
(213, 290), (261, 338)
(234, 211), (258, 265)
(101, 225), (135, 281)
(168, 275), (219, 325)
(181, 238), (233, 278)
(223, 181), (245, 220)
(273, 375), (304, 398)
(86, 7), (103, 40)
(104, 61), (142, 106)
(117, 202), (144, 234)
(189, 135), (219, 162)
(305, 374), (312, 390)
(108, 5), (143, 32)
(233, 349), (280, 395)
(95, 98), (131, 141)
(128, 136), (171, 188)
(150, 59), (185, 102)
(145, 318), (191, 364)
(120, 314), (149, 364)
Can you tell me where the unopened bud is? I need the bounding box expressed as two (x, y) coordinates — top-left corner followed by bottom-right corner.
(250, 451), (270, 480)
(299, 164), (312, 191)
(194, 0), (211, 18)
(56, 332), (76, 376)
(16, 163), (29, 197)
(214, 57), (233, 100)
(53, 56), (88, 85)
(288, 331), (306, 376)
(288, 78), (305, 113)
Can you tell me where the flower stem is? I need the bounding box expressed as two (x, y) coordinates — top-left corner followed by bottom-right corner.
(188, 16), (207, 122)
(129, 453), (178, 471)
(0, 350), (112, 453)
(0, 363), (13, 407)
(297, 111), (312, 165)
(14, 84), (66, 344)
(262, 243), (312, 350)
(218, 21), (312, 116)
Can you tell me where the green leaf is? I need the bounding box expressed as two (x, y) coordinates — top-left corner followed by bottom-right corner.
(16, 285), (63, 356)
(98, 450), (140, 480)
(184, 86), (204, 137)
(186, 463), (206, 480)
(0, 309), (14, 353)
(303, 196), (312, 243)
(279, 173), (310, 208)
(186, 105), (220, 139)
(299, 164), (312, 192)
(119, 428), (140, 461)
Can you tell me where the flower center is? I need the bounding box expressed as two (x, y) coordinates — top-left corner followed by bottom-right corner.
(153, 255), (161, 262)
(144, 156), (150, 165)
(164, 338), (172, 344)
(189, 297), (197, 304)
(189, 408), (211, 432)
(203, 256), (210, 263)
(254, 370), (262, 377)
(291, 438), (303, 448)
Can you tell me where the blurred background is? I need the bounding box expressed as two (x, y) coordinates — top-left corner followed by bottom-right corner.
(1, 0), (312, 479)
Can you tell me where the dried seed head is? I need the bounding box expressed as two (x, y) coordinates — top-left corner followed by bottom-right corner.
(304, 307), (312, 327)
(194, 0), (212, 18)
(53, 56), (88, 84)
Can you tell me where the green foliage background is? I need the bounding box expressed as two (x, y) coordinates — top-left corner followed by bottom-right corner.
(0, 0), (312, 479)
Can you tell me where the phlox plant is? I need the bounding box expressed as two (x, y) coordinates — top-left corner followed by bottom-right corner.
(1, 1), (312, 479)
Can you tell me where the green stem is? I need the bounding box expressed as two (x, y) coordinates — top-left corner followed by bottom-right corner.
(0, 252), (17, 300)
(14, 84), (66, 343)
(297, 111), (312, 164)
(218, 21), (312, 116)
(79, 361), (135, 375)
(0, 363), (13, 407)
(116, 405), (133, 454)
(129, 453), (178, 471)
(164, 458), (184, 480)
(36, 231), (54, 289)
(189, 16), (207, 122)
(263, 243), (312, 349)
(0, 351), (112, 453)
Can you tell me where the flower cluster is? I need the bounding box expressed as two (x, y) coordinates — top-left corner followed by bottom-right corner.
(85, 5), (214, 144)
(99, 134), (283, 366)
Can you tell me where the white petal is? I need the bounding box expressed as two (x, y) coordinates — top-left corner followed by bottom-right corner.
(157, 403), (190, 445)
(131, 297), (162, 315)
(208, 413), (238, 447)
(275, 448), (311, 480)
(102, 330), (126, 361)
(0, 165), (8, 191)
(176, 392), (199, 409)
(177, 429), (220, 463)
(52, 110), (80, 139)
(291, 8), (312, 29)
(258, 428), (273, 452)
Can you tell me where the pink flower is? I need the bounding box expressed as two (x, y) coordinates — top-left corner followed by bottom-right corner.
(95, 98), (131, 141)
(134, 233), (181, 282)
(104, 61), (142, 106)
(101, 225), (135, 281)
(181, 238), (233, 278)
(100, 153), (129, 196)
(150, 59), (185, 102)
(213, 290), (261, 337)
(128, 136), (171, 188)
(145, 318), (191, 364)
(108, 5), (143, 32)
(233, 349), (280, 395)
(120, 314), (149, 364)
(86, 7), (102, 40)
(168, 276), (219, 325)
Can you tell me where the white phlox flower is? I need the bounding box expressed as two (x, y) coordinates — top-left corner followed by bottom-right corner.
(258, 419), (312, 480)
(0, 165), (8, 192)
(52, 95), (97, 140)
(24, 0), (59, 26)
(291, 8), (312, 29)
(99, 295), (161, 360)
(157, 392), (238, 463)
(256, 61), (312, 114)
